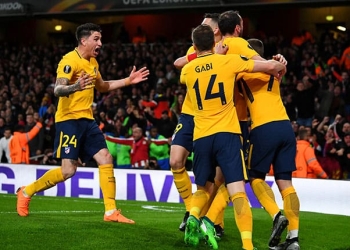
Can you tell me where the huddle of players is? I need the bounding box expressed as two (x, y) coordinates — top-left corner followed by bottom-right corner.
(170, 11), (300, 250)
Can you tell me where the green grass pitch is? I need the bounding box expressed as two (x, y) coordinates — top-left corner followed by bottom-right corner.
(0, 194), (349, 250)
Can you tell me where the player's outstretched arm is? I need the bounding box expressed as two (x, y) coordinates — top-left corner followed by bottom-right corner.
(95, 66), (149, 92)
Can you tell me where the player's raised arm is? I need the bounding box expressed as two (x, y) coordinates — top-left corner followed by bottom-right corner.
(95, 66), (149, 93)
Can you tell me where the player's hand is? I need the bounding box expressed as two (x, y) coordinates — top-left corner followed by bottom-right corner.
(76, 71), (95, 90)
(273, 54), (288, 66)
(129, 66), (149, 85)
(215, 41), (228, 55)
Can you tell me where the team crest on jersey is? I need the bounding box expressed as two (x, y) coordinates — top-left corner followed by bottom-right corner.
(248, 44), (254, 50)
(63, 65), (71, 74)
(64, 147), (70, 154)
(240, 55), (249, 61)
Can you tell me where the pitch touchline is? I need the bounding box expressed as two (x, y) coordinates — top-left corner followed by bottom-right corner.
(0, 210), (101, 214)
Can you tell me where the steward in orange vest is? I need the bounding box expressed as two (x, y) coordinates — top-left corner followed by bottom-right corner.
(9, 122), (43, 164)
(294, 128), (328, 179)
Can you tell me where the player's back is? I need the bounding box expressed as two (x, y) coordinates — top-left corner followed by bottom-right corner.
(224, 37), (258, 121)
(181, 53), (254, 140)
(237, 72), (289, 129)
(224, 37), (258, 58)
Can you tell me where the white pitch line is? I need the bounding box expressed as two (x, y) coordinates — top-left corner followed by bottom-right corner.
(0, 210), (101, 214)
(142, 205), (182, 212)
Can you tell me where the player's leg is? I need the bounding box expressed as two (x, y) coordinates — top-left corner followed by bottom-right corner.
(185, 136), (218, 249)
(273, 122), (300, 249)
(274, 179), (300, 250)
(248, 123), (290, 248)
(17, 159), (72, 216)
(89, 121), (134, 224)
(170, 114), (194, 230)
(17, 120), (79, 217)
(205, 168), (229, 240)
(217, 133), (255, 250)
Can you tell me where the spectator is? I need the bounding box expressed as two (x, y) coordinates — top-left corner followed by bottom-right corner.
(148, 126), (170, 170)
(42, 104), (56, 149)
(320, 127), (343, 179)
(328, 85), (345, 121)
(0, 117), (6, 138)
(41, 148), (59, 166)
(24, 112), (45, 158)
(141, 85), (170, 119)
(340, 133), (350, 179)
(294, 77), (319, 127)
(9, 121), (42, 164)
(105, 126), (168, 169)
(146, 156), (160, 170)
(144, 108), (176, 138)
(340, 45), (350, 71)
(0, 126), (12, 163)
(294, 128), (328, 179)
(283, 93), (297, 122)
(105, 122), (132, 169)
(38, 96), (49, 118)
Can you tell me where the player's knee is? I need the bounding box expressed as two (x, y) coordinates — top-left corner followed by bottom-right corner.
(61, 165), (77, 179)
(169, 156), (186, 170)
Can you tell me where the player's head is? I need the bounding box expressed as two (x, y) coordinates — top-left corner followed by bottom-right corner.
(218, 10), (243, 37)
(202, 13), (221, 41)
(247, 38), (264, 57)
(75, 23), (102, 58)
(192, 24), (215, 53)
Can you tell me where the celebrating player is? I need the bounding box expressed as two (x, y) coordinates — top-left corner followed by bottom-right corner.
(16, 23), (149, 224)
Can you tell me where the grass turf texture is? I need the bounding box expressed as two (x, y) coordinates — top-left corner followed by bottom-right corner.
(0, 194), (349, 250)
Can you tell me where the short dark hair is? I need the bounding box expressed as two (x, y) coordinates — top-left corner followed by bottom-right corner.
(247, 38), (264, 57)
(192, 24), (214, 52)
(218, 10), (241, 36)
(203, 13), (220, 23)
(75, 23), (102, 44)
(298, 128), (309, 140)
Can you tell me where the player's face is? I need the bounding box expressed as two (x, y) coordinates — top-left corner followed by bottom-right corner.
(84, 31), (102, 58)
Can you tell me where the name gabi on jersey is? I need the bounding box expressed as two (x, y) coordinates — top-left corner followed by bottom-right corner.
(195, 63), (213, 73)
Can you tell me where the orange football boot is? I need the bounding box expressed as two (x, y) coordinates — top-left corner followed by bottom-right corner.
(16, 186), (31, 217)
(104, 209), (135, 224)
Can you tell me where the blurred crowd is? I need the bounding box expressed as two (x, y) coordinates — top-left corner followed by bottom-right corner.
(0, 27), (350, 179)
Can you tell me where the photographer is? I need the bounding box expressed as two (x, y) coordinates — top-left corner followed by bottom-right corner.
(41, 148), (59, 166)
(147, 156), (160, 170)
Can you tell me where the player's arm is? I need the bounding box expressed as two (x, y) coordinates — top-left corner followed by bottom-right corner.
(251, 59), (286, 77)
(54, 71), (94, 97)
(174, 56), (187, 69)
(95, 66), (149, 93)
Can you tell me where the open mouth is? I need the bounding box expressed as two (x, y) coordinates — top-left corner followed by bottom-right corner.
(94, 47), (101, 55)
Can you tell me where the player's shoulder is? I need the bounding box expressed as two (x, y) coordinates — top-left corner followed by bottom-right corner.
(59, 50), (80, 64)
(186, 46), (195, 55)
